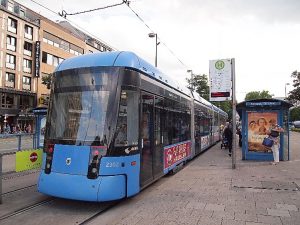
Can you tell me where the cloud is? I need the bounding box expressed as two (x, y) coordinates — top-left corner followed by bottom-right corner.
(17, 0), (300, 101)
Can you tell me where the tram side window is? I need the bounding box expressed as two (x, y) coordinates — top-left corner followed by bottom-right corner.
(163, 100), (191, 145)
(114, 90), (139, 150)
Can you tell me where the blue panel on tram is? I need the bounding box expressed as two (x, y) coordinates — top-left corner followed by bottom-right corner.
(38, 172), (101, 201)
(51, 145), (90, 175)
(97, 175), (126, 201)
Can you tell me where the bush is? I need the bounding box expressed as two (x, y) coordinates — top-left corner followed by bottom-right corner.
(291, 128), (300, 133)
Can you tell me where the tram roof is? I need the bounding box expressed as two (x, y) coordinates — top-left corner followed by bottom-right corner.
(56, 51), (190, 96)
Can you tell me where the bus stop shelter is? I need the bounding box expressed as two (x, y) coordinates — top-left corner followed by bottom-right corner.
(237, 99), (292, 161)
(32, 107), (47, 148)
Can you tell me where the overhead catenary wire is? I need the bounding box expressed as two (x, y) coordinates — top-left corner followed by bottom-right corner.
(124, 3), (188, 69)
(28, 0), (189, 70)
(58, 1), (129, 18)
(27, 0), (118, 50)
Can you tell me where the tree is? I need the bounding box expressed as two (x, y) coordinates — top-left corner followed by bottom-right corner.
(186, 74), (231, 116)
(290, 107), (300, 122)
(244, 90), (273, 101)
(186, 74), (210, 101)
(287, 70), (300, 104)
(41, 73), (52, 89)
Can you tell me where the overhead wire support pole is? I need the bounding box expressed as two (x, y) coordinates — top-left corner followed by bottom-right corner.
(231, 58), (237, 169)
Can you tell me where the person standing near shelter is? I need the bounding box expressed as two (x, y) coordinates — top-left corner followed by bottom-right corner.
(223, 122), (233, 156)
(267, 124), (284, 165)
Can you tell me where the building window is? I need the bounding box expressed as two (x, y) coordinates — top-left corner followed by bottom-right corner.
(7, 1), (13, 12)
(23, 59), (32, 73)
(1, 93), (15, 109)
(5, 72), (15, 88)
(70, 43), (83, 56)
(20, 95), (34, 109)
(7, 35), (16, 51)
(24, 24), (33, 40)
(7, 17), (17, 33)
(42, 51), (64, 66)
(6, 54), (16, 69)
(24, 41), (33, 56)
(22, 76), (31, 91)
(20, 9), (25, 17)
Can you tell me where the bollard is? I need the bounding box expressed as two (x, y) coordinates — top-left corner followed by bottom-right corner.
(0, 154), (2, 204)
(18, 135), (22, 151)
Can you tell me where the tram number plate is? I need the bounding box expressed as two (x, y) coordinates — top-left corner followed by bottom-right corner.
(106, 162), (120, 168)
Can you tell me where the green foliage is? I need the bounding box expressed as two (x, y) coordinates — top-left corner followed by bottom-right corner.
(244, 90), (273, 101)
(186, 74), (232, 116)
(287, 71), (300, 104)
(41, 74), (52, 89)
(186, 74), (209, 101)
(212, 101), (232, 118)
(291, 128), (300, 133)
(290, 107), (300, 121)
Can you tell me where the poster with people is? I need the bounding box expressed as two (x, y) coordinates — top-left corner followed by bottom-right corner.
(39, 116), (46, 147)
(247, 112), (278, 152)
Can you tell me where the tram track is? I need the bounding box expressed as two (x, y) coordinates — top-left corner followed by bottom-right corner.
(1, 184), (36, 196)
(78, 201), (121, 225)
(0, 197), (55, 221)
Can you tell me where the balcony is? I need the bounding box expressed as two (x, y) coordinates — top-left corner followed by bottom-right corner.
(24, 33), (32, 40)
(24, 49), (32, 56)
(7, 26), (17, 33)
(6, 62), (15, 69)
(5, 81), (15, 88)
(23, 67), (32, 73)
(7, 44), (16, 51)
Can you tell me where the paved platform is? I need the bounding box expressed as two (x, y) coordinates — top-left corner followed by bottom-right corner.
(96, 133), (300, 225)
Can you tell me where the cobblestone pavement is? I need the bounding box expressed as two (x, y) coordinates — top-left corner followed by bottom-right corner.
(95, 132), (300, 225)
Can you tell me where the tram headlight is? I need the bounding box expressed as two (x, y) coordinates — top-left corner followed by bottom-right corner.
(45, 143), (54, 174)
(87, 146), (103, 179)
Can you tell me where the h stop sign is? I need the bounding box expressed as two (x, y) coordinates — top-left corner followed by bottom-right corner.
(30, 152), (38, 162)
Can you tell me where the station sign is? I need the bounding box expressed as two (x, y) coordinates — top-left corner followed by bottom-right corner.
(209, 59), (232, 101)
(15, 149), (43, 172)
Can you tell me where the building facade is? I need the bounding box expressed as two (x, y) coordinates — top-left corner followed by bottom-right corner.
(0, 0), (113, 133)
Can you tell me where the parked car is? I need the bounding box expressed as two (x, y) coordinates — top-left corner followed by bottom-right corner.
(294, 121), (300, 129)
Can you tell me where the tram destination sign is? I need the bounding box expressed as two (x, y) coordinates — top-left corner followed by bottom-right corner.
(209, 59), (232, 101)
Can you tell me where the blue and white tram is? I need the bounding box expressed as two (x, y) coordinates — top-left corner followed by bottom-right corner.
(38, 51), (227, 201)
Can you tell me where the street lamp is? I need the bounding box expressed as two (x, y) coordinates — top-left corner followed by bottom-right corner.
(187, 69), (194, 91)
(285, 83), (290, 98)
(148, 33), (160, 67)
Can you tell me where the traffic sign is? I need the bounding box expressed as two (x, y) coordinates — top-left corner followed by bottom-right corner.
(209, 59), (232, 101)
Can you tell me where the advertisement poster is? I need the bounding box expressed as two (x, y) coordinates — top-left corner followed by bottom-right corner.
(16, 149), (43, 172)
(164, 141), (191, 173)
(39, 116), (46, 147)
(201, 135), (210, 150)
(247, 112), (278, 152)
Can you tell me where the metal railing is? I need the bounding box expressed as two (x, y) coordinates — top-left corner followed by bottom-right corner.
(0, 133), (39, 204)
(0, 133), (38, 151)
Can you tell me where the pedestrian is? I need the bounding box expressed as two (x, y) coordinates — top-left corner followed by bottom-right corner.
(223, 122), (233, 156)
(237, 127), (242, 147)
(267, 124), (284, 165)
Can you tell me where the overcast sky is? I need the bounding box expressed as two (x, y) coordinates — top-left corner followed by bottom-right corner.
(18, 0), (300, 101)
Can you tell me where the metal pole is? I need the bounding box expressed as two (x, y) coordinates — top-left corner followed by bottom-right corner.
(18, 134), (22, 151)
(155, 34), (158, 67)
(0, 154), (3, 204)
(285, 85), (287, 98)
(231, 58), (237, 169)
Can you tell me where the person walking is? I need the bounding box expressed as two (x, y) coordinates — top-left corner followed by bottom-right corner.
(267, 124), (284, 165)
(223, 122), (233, 156)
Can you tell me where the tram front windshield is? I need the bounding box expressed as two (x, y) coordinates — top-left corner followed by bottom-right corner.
(47, 67), (119, 146)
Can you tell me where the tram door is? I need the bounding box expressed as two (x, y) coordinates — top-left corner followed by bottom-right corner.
(140, 92), (154, 187)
